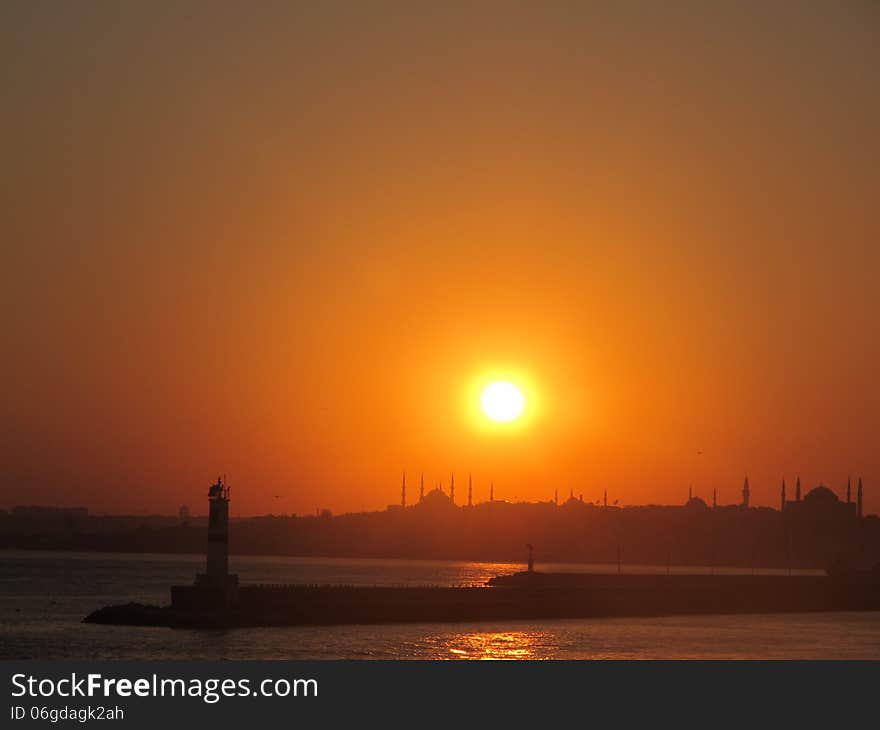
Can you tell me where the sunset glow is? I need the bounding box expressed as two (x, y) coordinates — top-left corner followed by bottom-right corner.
(0, 4), (877, 517)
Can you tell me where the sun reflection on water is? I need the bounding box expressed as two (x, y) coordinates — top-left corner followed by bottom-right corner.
(445, 631), (549, 660)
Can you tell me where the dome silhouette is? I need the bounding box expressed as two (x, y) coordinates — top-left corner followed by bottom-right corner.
(804, 485), (839, 504)
(419, 487), (455, 509)
(685, 496), (709, 509)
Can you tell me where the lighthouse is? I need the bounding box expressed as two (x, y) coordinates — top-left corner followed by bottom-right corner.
(193, 476), (238, 604)
(206, 476), (230, 579)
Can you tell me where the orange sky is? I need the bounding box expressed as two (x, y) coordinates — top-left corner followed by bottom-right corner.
(1, 3), (878, 515)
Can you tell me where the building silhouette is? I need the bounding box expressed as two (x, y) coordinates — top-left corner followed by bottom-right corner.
(4, 474), (874, 572)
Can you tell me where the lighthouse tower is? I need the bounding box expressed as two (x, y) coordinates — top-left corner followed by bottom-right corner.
(195, 476), (238, 601)
(206, 476), (230, 579)
(171, 476), (239, 611)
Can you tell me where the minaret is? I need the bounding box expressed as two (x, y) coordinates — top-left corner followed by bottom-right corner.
(742, 476), (750, 508)
(468, 474), (473, 507)
(781, 479), (786, 512)
(713, 488), (717, 509)
(688, 486), (692, 502)
(554, 488), (558, 506)
(857, 478), (863, 518)
(795, 476), (801, 502)
(419, 473), (424, 503)
(604, 489), (607, 508)
(490, 482), (494, 502)
(847, 477), (852, 504)
(401, 471), (406, 508)
(450, 473), (455, 504)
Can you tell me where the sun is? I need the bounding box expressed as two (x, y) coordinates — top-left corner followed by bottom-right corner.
(480, 381), (525, 423)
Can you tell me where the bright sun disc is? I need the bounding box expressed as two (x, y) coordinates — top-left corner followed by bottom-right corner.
(480, 381), (525, 422)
